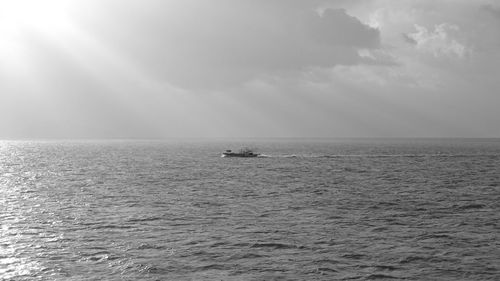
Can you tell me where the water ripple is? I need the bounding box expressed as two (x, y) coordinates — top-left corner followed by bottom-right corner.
(0, 140), (499, 280)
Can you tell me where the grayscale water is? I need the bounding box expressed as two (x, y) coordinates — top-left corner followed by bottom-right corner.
(1, 139), (499, 280)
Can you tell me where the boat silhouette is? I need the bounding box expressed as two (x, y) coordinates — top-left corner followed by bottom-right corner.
(221, 148), (259, 157)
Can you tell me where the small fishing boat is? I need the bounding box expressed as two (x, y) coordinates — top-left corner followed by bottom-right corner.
(222, 148), (259, 157)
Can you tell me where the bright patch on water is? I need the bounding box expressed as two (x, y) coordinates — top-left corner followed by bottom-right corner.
(0, 139), (499, 280)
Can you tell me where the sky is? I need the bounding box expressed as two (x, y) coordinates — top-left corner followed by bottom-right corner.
(0, 0), (499, 139)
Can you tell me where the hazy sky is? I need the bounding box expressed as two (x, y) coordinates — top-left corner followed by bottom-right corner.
(1, 0), (499, 138)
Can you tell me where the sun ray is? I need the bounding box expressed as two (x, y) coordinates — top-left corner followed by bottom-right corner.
(0, 0), (72, 33)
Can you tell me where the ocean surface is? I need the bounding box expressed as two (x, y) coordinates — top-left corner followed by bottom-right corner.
(1, 138), (499, 280)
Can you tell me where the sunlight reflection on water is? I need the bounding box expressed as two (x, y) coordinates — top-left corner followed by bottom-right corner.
(0, 139), (499, 280)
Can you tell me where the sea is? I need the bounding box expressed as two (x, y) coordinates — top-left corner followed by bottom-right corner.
(0, 138), (499, 281)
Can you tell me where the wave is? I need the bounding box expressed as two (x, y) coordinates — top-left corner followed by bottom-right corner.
(226, 252), (265, 260)
(250, 242), (304, 250)
(194, 264), (228, 271)
(127, 216), (162, 223)
(455, 203), (486, 210)
(316, 267), (338, 273)
(365, 273), (399, 279)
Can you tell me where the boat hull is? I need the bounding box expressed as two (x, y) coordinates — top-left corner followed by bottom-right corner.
(222, 153), (259, 157)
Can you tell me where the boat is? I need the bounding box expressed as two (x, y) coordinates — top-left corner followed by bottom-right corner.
(222, 148), (259, 157)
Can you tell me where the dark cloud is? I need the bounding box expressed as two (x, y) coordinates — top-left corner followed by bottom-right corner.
(75, 1), (381, 89)
(402, 33), (417, 45)
(307, 8), (380, 48)
(482, 4), (500, 19)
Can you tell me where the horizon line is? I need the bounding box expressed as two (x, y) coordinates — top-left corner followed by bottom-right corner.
(1, 136), (500, 142)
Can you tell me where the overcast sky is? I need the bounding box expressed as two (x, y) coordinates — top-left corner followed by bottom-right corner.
(1, 0), (499, 138)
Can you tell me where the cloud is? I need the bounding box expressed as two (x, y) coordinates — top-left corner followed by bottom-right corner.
(402, 33), (417, 45)
(482, 4), (500, 19)
(406, 23), (468, 58)
(2, 0), (500, 138)
(309, 8), (380, 48)
(76, 1), (380, 89)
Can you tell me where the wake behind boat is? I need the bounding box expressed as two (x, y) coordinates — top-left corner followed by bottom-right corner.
(222, 148), (259, 157)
